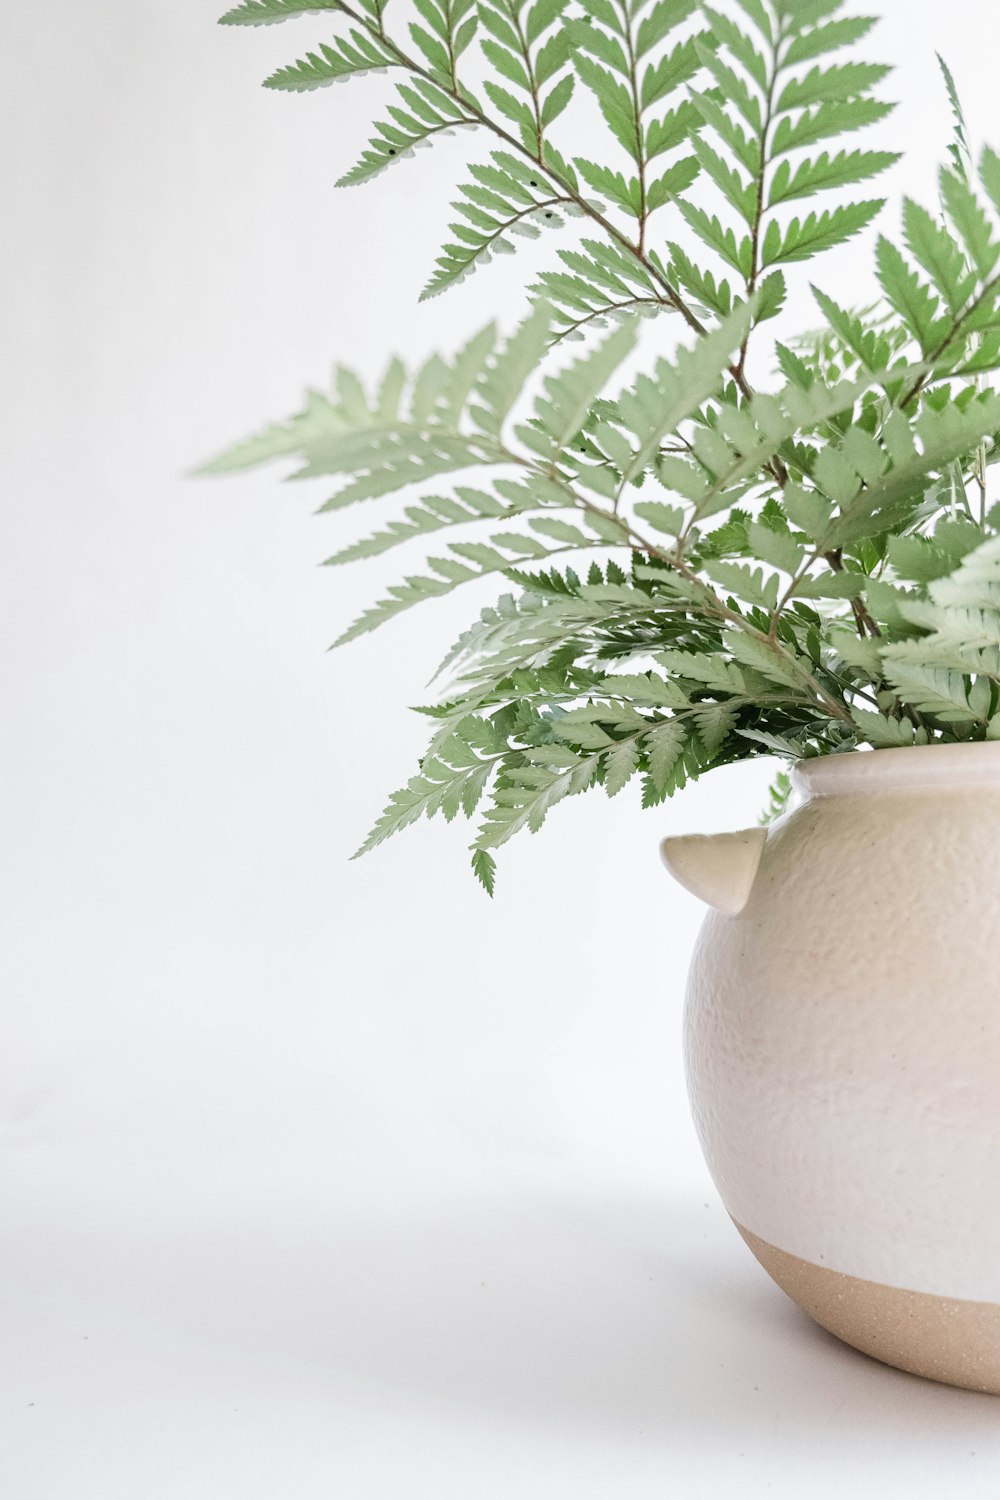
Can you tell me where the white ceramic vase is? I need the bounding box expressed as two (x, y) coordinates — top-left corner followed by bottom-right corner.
(662, 742), (1000, 1395)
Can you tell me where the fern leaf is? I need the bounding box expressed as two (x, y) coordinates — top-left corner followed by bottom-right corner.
(471, 302), (554, 435)
(768, 148), (898, 208)
(810, 284), (900, 378)
(574, 52), (641, 161)
(783, 16), (878, 67)
(677, 203), (751, 275)
(850, 709), (929, 748)
(475, 743), (602, 847)
(691, 138), (756, 225)
(421, 152), (576, 299)
(613, 302), (755, 485)
(879, 663), (986, 724)
(939, 167), (1000, 281)
(333, 527), (608, 643)
(198, 389), (346, 475)
(478, 0), (574, 152)
(604, 737), (641, 796)
(825, 393), (1000, 545)
(338, 79), (475, 184)
(762, 201), (885, 267)
(771, 98), (894, 157)
(219, 0), (342, 22)
(775, 61), (891, 114)
(646, 718), (687, 794)
(532, 238), (664, 341)
(264, 30), (396, 89)
(692, 700), (739, 756)
(528, 321), (638, 456)
(875, 236), (947, 354)
(408, 0), (481, 84)
(902, 198), (975, 316)
(322, 484), (544, 564)
(645, 98), (706, 162)
(702, 5), (768, 89)
(470, 845), (497, 894)
(938, 53), (972, 180)
(667, 241), (734, 318)
(355, 734), (497, 855)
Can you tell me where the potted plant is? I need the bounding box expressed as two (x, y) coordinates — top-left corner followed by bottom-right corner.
(205, 0), (1000, 1392)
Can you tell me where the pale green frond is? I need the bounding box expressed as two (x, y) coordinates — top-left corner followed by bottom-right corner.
(470, 302), (553, 436)
(321, 484), (546, 564)
(849, 709), (930, 748)
(938, 53), (972, 180)
(421, 151), (579, 299)
(219, 0), (343, 23)
(264, 30), (397, 89)
(333, 528), (608, 644)
(338, 79), (476, 185)
(528, 320), (638, 457)
(533, 238), (666, 342)
(612, 302), (755, 485)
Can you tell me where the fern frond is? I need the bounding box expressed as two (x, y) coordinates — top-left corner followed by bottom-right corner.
(524, 320), (639, 458)
(355, 717), (507, 855)
(938, 53), (972, 180)
(219, 0), (343, 23)
(875, 237), (948, 356)
(333, 519), (613, 643)
(611, 301), (755, 485)
(213, 0), (1000, 886)
(421, 151), (581, 299)
(767, 148), (898, 208)
(822, 393), (1000, 546)
(679, 0), (895, 387)
(321, 483), (546, 564)
(477, 0), (574, 155)
(200, 322), (498, 485)
(532, 237), (666, 341)
(337, 79), (476, 185)
(771, 99), (894, 157)
(470, 301), (553, 435)
(263, 30), (397, 89)
(470, 846), (497, 894)
(762, 200), (885, 267)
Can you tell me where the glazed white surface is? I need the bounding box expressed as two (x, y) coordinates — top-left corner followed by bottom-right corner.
(683, 752), (1000, 1302)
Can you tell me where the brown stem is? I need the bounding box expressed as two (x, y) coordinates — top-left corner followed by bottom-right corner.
(823, 547), (882, 639)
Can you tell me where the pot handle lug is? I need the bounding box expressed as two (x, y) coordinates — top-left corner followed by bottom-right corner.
(660, 827), (767, 917)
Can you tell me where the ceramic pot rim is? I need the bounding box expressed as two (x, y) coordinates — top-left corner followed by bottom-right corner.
(793, 741), (1000, 797)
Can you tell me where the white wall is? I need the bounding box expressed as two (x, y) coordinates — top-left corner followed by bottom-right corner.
(4, 4), (1000, 1495)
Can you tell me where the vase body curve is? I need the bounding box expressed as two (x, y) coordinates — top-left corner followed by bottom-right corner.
(676, 743), (1000, 1394)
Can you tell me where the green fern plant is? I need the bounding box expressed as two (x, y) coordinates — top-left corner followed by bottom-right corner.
(206, 0), (1000, 892)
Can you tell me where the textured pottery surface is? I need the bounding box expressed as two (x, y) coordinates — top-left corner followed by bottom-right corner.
(662, 743), (1000, 1395)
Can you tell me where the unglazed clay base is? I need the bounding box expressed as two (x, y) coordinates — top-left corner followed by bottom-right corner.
(734, 1220), (1000, 1395)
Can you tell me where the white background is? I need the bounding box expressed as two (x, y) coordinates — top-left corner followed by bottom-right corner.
(4, 2), (1000, 1495)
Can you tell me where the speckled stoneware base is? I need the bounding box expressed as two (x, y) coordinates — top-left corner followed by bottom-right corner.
(662, 744), (1000, 1394)
(735, 1221), (1000, 1395)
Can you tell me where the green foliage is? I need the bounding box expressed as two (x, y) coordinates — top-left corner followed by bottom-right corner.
(213, 0), (1000, 887)
(337, 80), (477, 186)
(422, 152), (583, 299)
(759, 766), (793, 823)
(263, 29), (397, 89)
(478, 0), (575, 153)
(219, 0), (344, 23)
